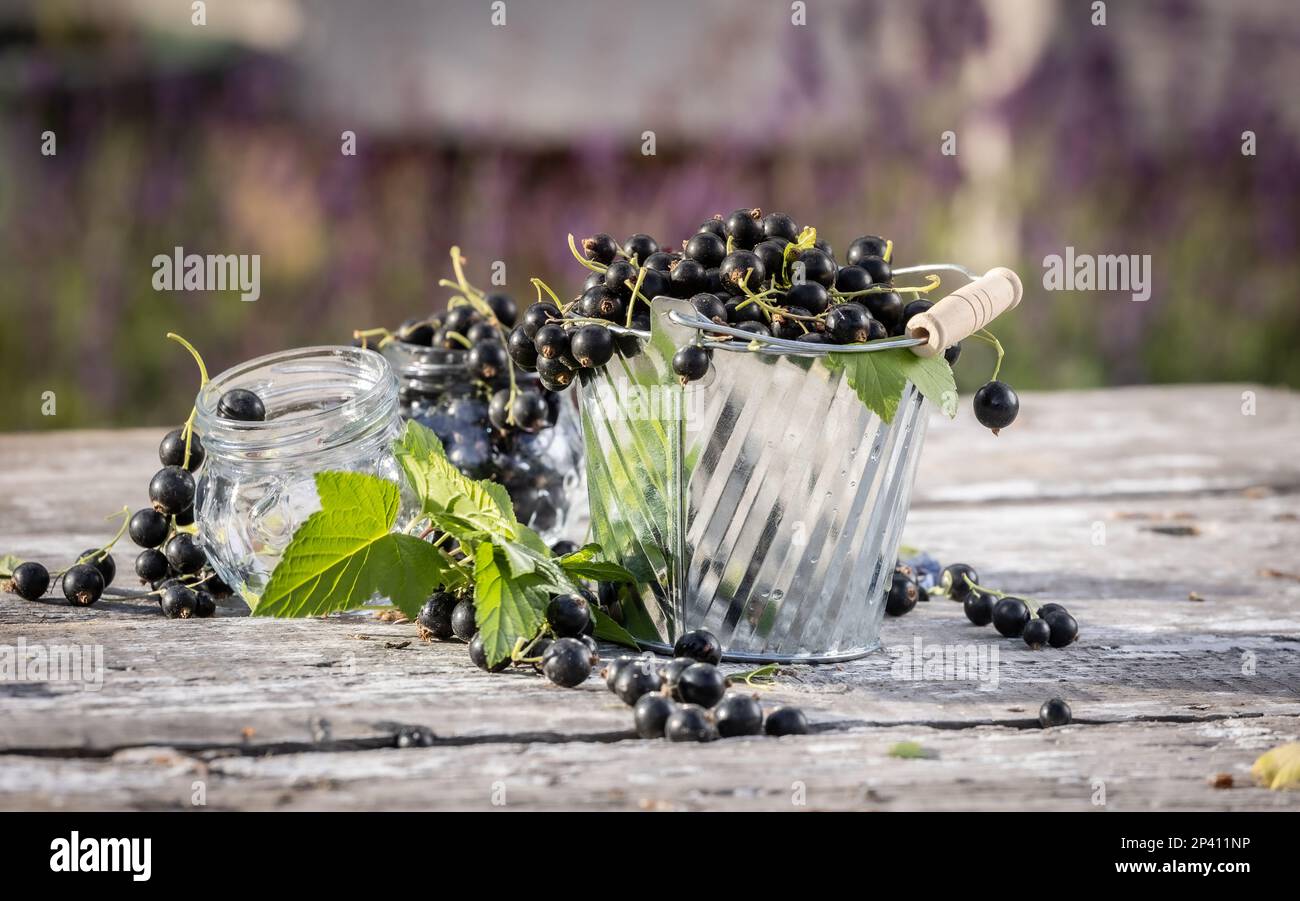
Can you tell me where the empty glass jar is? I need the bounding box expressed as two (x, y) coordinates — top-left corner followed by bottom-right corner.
(195, 345), (412, 602)
(381, 339), (588, 543)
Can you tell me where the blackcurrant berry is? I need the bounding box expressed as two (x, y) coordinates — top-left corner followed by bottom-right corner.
(814, 238), (835, 258)
(537, 356), (576, 391)
(718, 250), (766, 296)
(542, 637), (594, 687)
(582, 233), (619, 265)
(826, 302), (872, 344)
(8, 561), (49, 600)
(772, 305), (813, 340)
(784, 281), (830, 315)
(672, 345), (710, 384)
(633, 693), (675, 739)
(795, 249), (837, 289)
(885, 571), (919, 616)
(833, 265), (872, 295)
(659, 656), (696, 699)
(1023, 618), (1051, 649)
(992, 596), (1031, 637)
(532, 323), (571, 361)
(697, 216), (726, 238)
(133, 549), (168, 585)
(520, 302), (561, 338)
(129, 508), (170, 548)
(613, 659), (663, 706)
(665, 704), (718, 742)
(1038, 697), (1072, 728)
(1036, 602), (1067, 618)
(973, 381), (1020, 433)
(550, 540), (580, 558)
(570, 324), (615, 368)
(723, 208), (764, 249)
(736, 321), (771, 337)
(796, 332), (828, 344)
(174, 505), (195, 527)
(149, 466), (195, 516)
(193, 590), (217, 618)
(583, 270), (605, 293)
(397, 318), (435, 346)
(486, 293), (518, 328)
(62, 563), (104, 607)
(623, 233), (659, 263)
(902, 298), (933, 324)
(451, 598), (478, 640)
(521, 636), (552, 668)
(416, 591), (458, 640)
(941, 563), (979, 600)
(764, 706), (809, 736)
(704, 268), (723, 293)
(579, 286), (624, 322)
(684, 231), (726, 268)
(160, 582), (196, 619)
(604, 260), (639, 299)
(511, 390), (550, 433)
(761, 211), (799, 242)
(79, 549), (116, 588)
(963, 590), (995, 626)
(159, 428), (205, 471)
(468, 340), (509, 381)
(752, 241), (786, 281)
(690, 292), (728, 324)
(442, 305), (479, 336)
(632, 266), (670, 302)
(507, 326), (540, 370)
(642, 251), (677, 272)
(164, 533), (206, 575)
(194, 569), (232, 597)
(846, 235), (888, 266)
(944, 342), (962, 365)
(858, 255), (892, 284)
(602, 655), (637, 691)
(546, 593), (591, 638)
(217, 388), (266, 422)
(676, 662), (727, 708)
(468, 633), (510, 673)
(673, 628), (722, 665)
(466, 321), (500, 346)
(669, 258), (709, 298)
(488, 389), (512, 431)
(1044, 611), (1079, 648)
(713, 693), (764, 737)
(864, 291), (904, 334)
(724, 297), (765, 324)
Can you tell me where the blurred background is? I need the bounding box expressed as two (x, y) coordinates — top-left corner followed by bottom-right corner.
(1, 0), (1297, 429)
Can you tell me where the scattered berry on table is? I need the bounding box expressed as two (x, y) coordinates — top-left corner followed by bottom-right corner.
(714, 693), (765, 737)
(992, 596), (1032, 637)
(963, 589), (996, 626)
(7, 561), (50, 601)
(613, 659), (664, 706)
(61, 563), (104, 607)
(941, 563), (979, 601)
(193, 590), (217, 618)
(159, 582), (196, 619)
(1038, 697), (1072, 728)
(659, 656), (696, 699)
(78, 549), (116, 588)
(665, 704), (718, 743)
(468, 633), (510, 673)
(542, 637), (595, 687)
(633, 693), (676, 739)
(673, 629), (723, 665)
(216, 388), (266, 422)
(1022, 618), (1051, 649)
(546, 593), (591, 638)
(1036, 602), (1067, 618)
(1044, 611), (1079, 648)
(676, 662), (727, 708)
(885, 570), (919, 616)
(451, 598), (478, 641)
(601, 655), (637, 691)
(764, 706), (809, 736)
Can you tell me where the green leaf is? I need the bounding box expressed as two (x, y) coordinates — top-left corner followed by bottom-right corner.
(557, 543), (637, 583)
(591, 607), (640, 650)
(392, 421), (515, 542)
(473, 542), (554, 665)
(824, 348), (957, 423)
(0, 554), (22, 579)
(888, 741), (936, 759)
(254, 472), (449, 619)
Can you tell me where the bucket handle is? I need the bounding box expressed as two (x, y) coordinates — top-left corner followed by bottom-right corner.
(905, 267), (1023, 358)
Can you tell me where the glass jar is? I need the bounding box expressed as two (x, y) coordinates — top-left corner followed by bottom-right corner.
(195, 345), (412, 602)
(381, 339), (588, 544)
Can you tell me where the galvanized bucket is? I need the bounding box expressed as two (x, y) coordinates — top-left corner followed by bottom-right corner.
(577, 265), (1020, 663)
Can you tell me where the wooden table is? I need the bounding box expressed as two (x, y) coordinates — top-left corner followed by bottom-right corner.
(2, 384), (1298, 811)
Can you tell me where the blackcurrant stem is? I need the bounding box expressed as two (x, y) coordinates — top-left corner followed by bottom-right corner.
(624, 267), (649, 328)
(883, 239), (894, 263)
(353, 327), (395, 350)
(970, 328), (1006, 381)
(566, 234), (608, 273)
(445, 331), (472, 349)
(531, 278), (563, 308)
(832, 275), (942, 302)
(166, 333), (209, 470)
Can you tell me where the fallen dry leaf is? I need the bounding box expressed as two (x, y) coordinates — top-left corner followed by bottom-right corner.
(1251, 742), (1300, 790)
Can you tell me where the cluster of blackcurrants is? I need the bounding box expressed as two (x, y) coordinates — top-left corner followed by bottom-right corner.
(1, 394), (262, 614)
(886, 561), (929, 616)
(941, 562), (1080, 649)
(366, 296), (575, 529)
(604, 630), (808, 743)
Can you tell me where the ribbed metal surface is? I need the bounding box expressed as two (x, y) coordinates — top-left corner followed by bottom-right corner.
(579, 299), (929, 662)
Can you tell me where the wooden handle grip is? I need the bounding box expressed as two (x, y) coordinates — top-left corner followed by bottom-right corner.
(907, 267), (1023, 357)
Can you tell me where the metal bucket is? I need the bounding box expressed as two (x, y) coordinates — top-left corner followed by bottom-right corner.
(578, 297), (930, 663)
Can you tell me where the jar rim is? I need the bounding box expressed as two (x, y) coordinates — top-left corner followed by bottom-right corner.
(196, 345), (398, 454)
